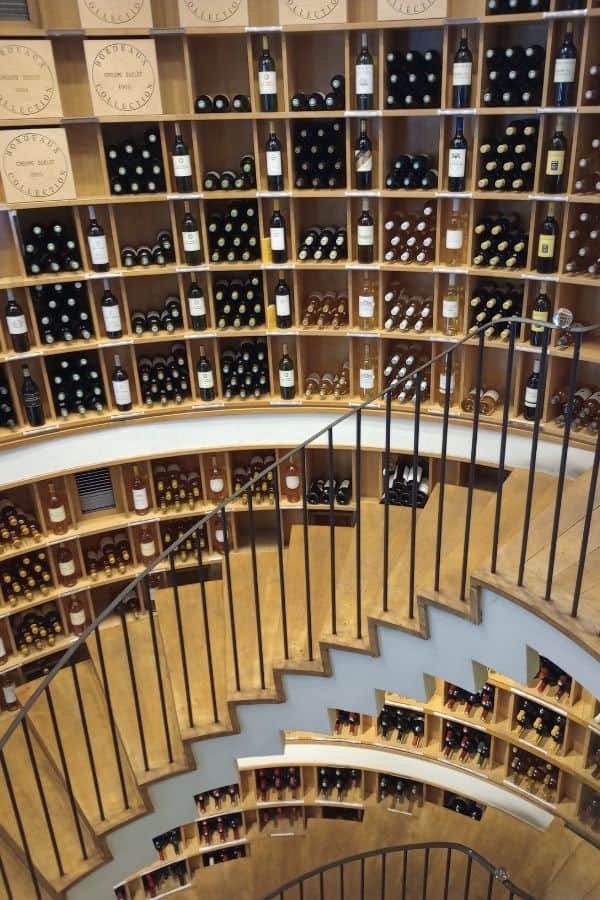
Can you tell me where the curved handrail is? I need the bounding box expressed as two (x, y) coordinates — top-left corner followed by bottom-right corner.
(262, 842), (535, 899)
(1, 314), (599, 754)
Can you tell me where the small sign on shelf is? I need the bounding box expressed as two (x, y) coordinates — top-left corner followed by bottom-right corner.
(0, 128), (76, 203)
(0, 40), (63, 120)
(83, 39), (163, 117)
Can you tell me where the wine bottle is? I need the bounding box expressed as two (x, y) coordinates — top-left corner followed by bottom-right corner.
(359, 342), (375, 401)
(357, 199), (374, 264)
(283, 456), (301, 503)
(274, 271), (292, 329)
(111, 354), (132, 412)
(554, 24), (577, 107)
(265, 124), (283, 192)
(57, 542), (77, 587)
(544, 123), (567, 194)
(187, 277), (207, 331)
(208, 457), (225, 500)
(196, 345), (215, 401)
(536, 204), (559, 273)
(172, 122), (193, 193)
(100, 279), (122, 339)
(354, 119), (372, 189)
(269, 205), (287, 264)
(453, 29), (473, 108)
(530, 283), (550, 346)
(86, 205), (109, 273)
(68, 597), (86, 635)
(5, 288), (29, 353)
(181, 202), (202, 265)
(443, 273), (462, 335)
(358, 269), (376, 329)
(21, 365), (44, 427)
(523, 356), (542, 421)
(448, 116), (468, 192)
(356, 33), (374, 110)
(258, 35), (277, 113)
(131, 464), (150, 515)
(278, 343), (295, 400)
(46, 481), (67, 534)
(139, 526), (156, 563)
(445, 198), (466, 265)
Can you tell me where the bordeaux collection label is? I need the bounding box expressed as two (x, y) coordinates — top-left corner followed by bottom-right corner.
(377, 0), (447, 18)
(177, 0), (248, 25)
(282, 0), (341, 19)
(0, 41), (62, 119)
(0, 128), (76, 201)
(79, 0), (148, 25)
(84, 39), (162, 116)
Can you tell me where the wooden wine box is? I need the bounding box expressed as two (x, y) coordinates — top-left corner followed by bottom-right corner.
(0, 128), (77, 203)
(76, 0), (154, 29)
(0, 40), (63, 120)
(176, 0), (249, 27)
(277, 0), (347, 25)
(83, 38), (163, 117)
(377, 0), (448, 20)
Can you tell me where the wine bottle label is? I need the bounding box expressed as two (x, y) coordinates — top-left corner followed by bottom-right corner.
(140, 539), (155, 557)
(22, 389), (40, 407)
(355, 150), (372, 172)
(453, 61), (472, 86)
(102, 305), (122, 332)
(439, 372), (455, 393)
(279, 368), (295, 388)
(359, 367), (374, 389)
(357, 224), (374, 245)
(197, 370), (214, 389)
(215, 528), (224, 543)
(443, 298), (459, 318)
(189, 294), (206, 316)
(183, 230), (201, 252)
(70, 609), (86, 626)
(356, 63), (373, 94)
(49, 504), (66, 523)
(266, 150), (283, 176)
(445, 227), (464, 249)
(113, 379), (132, 406)
(270, 227), (285, 251)
(525, 386), (538, 406)
(575, 387), (592, 401)
(88, 234), (109, 265)
(448, 148), (467, 178)
(537, 234), (555, 258)
(276, 293), (291, 316)
(59, 558), (75, 577)
(358, 294), (374, 317)
(482, 389), (499, 401)
(554, 58), (576, 83)
(7, 314), (27, 334)
(132, 487), (149, 510)
(3, 685), (16, 704)
(173, 155), (192, 177)
(531, 309), (549, 332)
(210, 477), (224, 493)
(546, 150), (565, 176)
(259, 71), (277, 95)
(286, 475), (300, 490)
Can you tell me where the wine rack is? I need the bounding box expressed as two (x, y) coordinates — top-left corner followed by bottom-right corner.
(111, 651), (599, 899)
(0, 3), (596, 452)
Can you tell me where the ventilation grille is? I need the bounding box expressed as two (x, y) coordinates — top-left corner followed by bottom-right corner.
(75, 467), (115, 514)
(0, 0), (30, 20)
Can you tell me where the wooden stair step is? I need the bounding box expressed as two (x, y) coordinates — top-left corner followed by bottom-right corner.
(0, 710), (104, 894)
(87, 615), (188, 783)
(0, 831), (56, 900)
(16, 661), (145, 835)
(155, 577), (232, 741)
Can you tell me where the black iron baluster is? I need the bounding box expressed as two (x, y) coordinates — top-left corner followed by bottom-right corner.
(443, 848), (451, 900)
(118, 605), (149, 772)
(93, 628), (129, 810)
(435, 349), (453, 592)
(463, 853), (473, 900)
(460, 330), (485, 603)
(45, 685), (88, 860)
(247, 488), (266, 691)
(0, 748), (41, 900)
(401, 848), (408, 900)
(272, 464), (289, 660)
(300, 447), (313, 662)
(518, 329), (550, 586)
(409, 384), (421, 619)
(143, 575), (174, 763)
(319, 870), (324, 900)
(327, 428), (337, 635)
(0, 851), (12, 900)
(170, 552), (194, 730)
(545, 331), (582, 602)
(421, 847), (430, 900)
(491, 320), (517, 574)
(382, 390), (392, 613)
(21, 718), (63, 876)
(221, 508), (241, 692)
(196, 534), (219, 722)
(380, 850), (386, 900)
(355, 409), (362, 640)
(300, 878), (304, 900)
(70, 663), (104, 823)
(340, 862), (344, 900)
(486, 869), (494, 900)
(571, 423), (600, 617)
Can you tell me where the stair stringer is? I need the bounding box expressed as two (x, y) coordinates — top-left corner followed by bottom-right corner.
(67, 585), (600, 900)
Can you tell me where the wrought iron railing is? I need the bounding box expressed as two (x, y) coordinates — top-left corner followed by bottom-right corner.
(0, 318), (598, 899)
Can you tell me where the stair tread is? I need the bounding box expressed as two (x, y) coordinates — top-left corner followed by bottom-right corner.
(16, 661), (145, 835)
(0, 832), (55, 900)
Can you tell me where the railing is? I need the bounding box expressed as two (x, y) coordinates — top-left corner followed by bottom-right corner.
(262, 843), (535, 900)
(0, 318), (599, 899)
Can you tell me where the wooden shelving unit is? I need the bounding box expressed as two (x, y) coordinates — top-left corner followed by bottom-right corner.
(0, 1), (597, 451)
